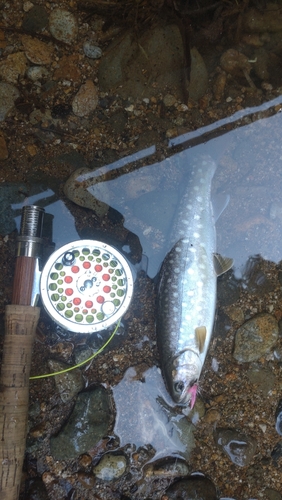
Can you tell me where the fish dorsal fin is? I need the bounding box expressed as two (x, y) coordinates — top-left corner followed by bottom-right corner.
(195, 326), (206, 353)
(213, 253), (233, 277)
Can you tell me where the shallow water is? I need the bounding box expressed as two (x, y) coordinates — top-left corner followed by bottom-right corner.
(2, 2), (282, 499)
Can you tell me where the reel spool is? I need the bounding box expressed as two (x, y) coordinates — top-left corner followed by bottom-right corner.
(40, 240), (134, 333)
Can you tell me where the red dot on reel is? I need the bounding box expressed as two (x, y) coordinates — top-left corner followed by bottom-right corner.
(64, 276), (73, 283)
(102, 274), (110, 281)
(71, 266), (79, 273)
(65, 288), (74, 296)
(83, 261), (91, 269)
(73, 297), (81, 305)
(103, 286), (111, 293)
(96, 296), (104, 304)
(95, 265), (102, 272)
(85, 300), (93, 308)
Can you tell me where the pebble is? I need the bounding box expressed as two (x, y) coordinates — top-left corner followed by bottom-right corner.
(0, 134), (8, 160)
(22, 4), (48, 33)
(72, 79), (98, 117)
(53, 54), (81, 83)
(220, 49), (251, 77)
(188, 47), (209, 101)
(48, 359), (84, 403)
(214, 428), (257, 467)
(26, 65), (49, 82)
(243, 5), (282, 33)
(233, 313), (279, 362)
(264, 487), (282, 500)
(0, 51), (27, 83)
(50, 386), (111, 459)
(165, 474), (217, 499)
(93, 453), (127, 481)
(0, 82), (20, 121)
(49, 8), (78, 44)
(83, 41), (102, 59)
(21, 34), (54, 65)
(163, 94), (177, 107)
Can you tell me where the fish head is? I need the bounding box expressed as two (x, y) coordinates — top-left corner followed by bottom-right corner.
(168, 349), (202, 407)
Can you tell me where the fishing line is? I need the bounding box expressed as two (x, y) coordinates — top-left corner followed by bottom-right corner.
(29, 320), (120, 380)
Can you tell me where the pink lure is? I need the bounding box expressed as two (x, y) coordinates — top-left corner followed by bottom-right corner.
(188, 384), (198, 409)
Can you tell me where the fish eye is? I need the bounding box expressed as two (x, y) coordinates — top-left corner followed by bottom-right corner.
(174, 381), (185, 394)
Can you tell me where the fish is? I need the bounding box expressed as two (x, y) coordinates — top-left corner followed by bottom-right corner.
(156, 154), (233, 407)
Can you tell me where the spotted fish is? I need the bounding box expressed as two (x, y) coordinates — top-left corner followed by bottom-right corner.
(156, 155), (232, 407)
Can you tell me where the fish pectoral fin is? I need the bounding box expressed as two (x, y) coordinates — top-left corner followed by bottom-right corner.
(195, 326), (206, 353)
(213, 253), (233, 276)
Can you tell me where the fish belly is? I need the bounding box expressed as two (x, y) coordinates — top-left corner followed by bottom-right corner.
(157, 155), (217, 381)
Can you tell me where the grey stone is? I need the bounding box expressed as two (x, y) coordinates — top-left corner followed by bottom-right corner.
(49, 8), (78, 44)
(214, 428), (257, 466)
(0, 82), (20, 121)
(50, 386), (111, 459)
(233, 313), (279, 362)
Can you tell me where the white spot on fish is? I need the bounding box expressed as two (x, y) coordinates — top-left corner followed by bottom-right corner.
(185, 315), (191, 321)
(196, 196), (203, 202)
(193, 186), (199, 191)
(188, 268), (194, 275)
(194, 214), (200, 220)
(197, 281), (203, 287)
(193, 232), (200, 238)
(187, 291), (194, 296)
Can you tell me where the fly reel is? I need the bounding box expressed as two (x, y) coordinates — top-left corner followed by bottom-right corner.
(40, 239), (134, 333)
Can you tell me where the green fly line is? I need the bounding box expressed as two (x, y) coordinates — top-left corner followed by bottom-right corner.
(30, 320), (120, 380)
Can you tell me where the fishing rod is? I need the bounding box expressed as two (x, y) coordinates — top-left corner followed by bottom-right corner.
(0, 205), (134, 500)
(0, 205), (44, 500)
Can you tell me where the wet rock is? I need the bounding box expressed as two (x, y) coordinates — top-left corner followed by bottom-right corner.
(143, 458), (190, 479)
(48, 359), (84, 403)
(0, 51), (27, 83)
(246, 365), (276, 395)
(21, 35), (54, 65)
(0, 182), (26, 233)
(243, 5), (282, 33)
(264, 487), (282, 500)
(188, 47), (209, 101)
(233, 313), (279, 362)
(275, 399), (282, 436)
(220, 49), (251, 77)
(0, 133), (8, 160)
(93, 453), (127, 481)
(165, 473), (217, 499)
(214, 428), (257, 466)
(53, 54), (81, 83)
(64, 167), (110, 218)
(72, 80), (98, 117)
(22, 4), (48, 33)
(0, 82), (20, 121)
(163, 94), (177, 107)
(98, 23), (184, 99)
(50, 386), (111, 459)
(83, 41), (102, 59)
(49, 8), (78, 44)
(26, 65), (49, 82)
